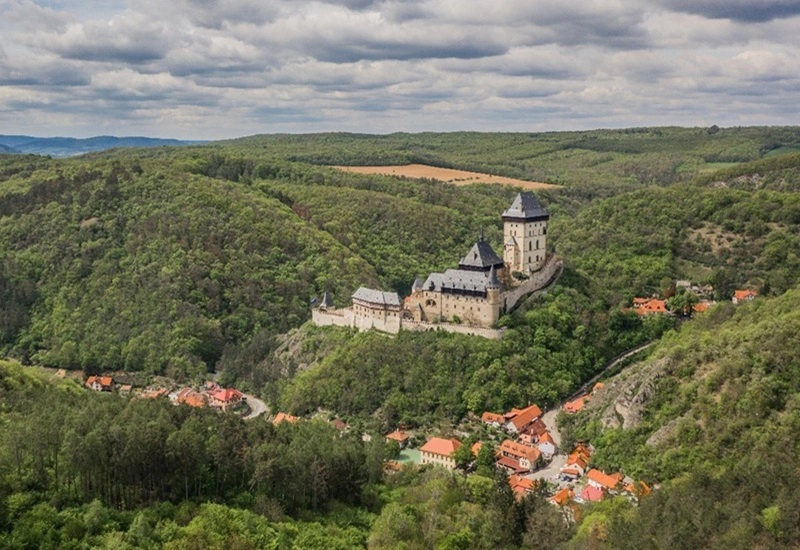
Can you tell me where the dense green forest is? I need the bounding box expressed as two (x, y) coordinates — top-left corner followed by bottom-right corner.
(3, 127), (800, 547)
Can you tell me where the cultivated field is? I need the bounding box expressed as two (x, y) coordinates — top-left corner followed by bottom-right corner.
(333, 164), (558, 190)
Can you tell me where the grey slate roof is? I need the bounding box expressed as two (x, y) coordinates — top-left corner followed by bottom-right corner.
(488, 265), (499, 288)
(423, 269), (495, 295)
(458, 238), (504, 270)
(502, 192), (549, 221)
(412, 277), (425, 292)
(320, 290), (335, 308)
(352, 287), (401, 307)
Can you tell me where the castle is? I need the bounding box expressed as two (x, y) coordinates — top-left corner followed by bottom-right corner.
(312, 192), (560, 338)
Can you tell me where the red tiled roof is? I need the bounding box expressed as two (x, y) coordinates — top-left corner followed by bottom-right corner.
(587, 469), (620, 490)
(86, 375), (113, 388)
(632, 297), (669, 315)
(499, 440), (541, 463)
(551, 487), (574, 506)
(693, 301), (712, 313)
(734, 289), (757, 301)
(506, 404), (542, 431)
(420, 437), (461, 457)
(178, 390), (206, 408)
(386, 430), (411, 442)
(273, 412), (299, 425)
(579, 485), (604, 502)
(564, 395), (589, 413)
(210, 388), (243, 403)
(538, 432), (555, 445)
(481, 412), (505, 424)
(497, 456), (528, 474)
(523, 418), (548, 437)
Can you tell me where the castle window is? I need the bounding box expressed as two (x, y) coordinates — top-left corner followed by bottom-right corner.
(529, 242), (532, 251)
(543, 227), (547, 235)
(536, 239), (539, 248)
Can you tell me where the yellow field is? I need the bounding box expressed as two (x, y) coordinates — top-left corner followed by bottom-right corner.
(333, 164), (558, 190)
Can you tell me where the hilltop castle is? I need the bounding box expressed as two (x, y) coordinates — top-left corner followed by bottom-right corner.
(312, 192), (560, 338)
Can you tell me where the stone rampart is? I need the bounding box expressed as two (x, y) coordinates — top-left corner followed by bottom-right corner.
(503, 255), (563, 312)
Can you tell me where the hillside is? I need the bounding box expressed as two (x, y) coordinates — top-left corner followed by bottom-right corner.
(0, 135), (203, 157)
(562, 285), (800, 548)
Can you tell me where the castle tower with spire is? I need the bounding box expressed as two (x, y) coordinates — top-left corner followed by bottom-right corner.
(502, 192), (550, 275)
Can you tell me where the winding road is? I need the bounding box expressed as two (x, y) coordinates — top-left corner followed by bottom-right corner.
(242, 393), (269, 420)
(525, 341), (656, 482)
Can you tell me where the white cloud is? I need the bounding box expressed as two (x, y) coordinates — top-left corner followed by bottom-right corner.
(0, 0), (797, 138)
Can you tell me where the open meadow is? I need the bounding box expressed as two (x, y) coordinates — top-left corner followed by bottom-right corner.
(333, 163), (559, 190)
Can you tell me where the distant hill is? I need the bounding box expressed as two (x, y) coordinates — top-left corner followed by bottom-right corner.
(0, 134), (205, 157)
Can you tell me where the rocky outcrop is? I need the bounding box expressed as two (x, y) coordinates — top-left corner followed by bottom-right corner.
(588, 357), (671, 430)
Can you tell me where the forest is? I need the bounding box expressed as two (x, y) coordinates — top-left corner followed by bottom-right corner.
(2, 127), (800, 547)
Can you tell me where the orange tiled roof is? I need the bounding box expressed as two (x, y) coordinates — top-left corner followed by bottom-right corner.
(471, 441), (483, 456)
(506, 404), (543, 431)
(587, 468), (620, 490)
(420, 437), (461, 457)
(177, 389), (206, 408)
(499, 439), (541, 463)
(566, 454), (588, 470)
(564, 395), (589, 413)
(693, 301), (712, 313)
(86, 375), (113, 388)
(734, 289), (757, 301)
(634, 298), (669, 315)
(386, 429), (411, 442)
(538, 432), (555, 445)
(481, 412), (505, 424)
(210, 388), (243, 402)
(551, 487), (574, 506)
(273, 412), (300, 425)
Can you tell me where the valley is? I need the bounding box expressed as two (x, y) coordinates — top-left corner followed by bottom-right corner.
(1, 127), (800, 548)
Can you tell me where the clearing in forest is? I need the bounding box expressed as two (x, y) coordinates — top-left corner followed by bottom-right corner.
(333, 164), (558, 190)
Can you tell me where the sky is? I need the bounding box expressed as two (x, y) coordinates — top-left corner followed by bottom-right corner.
(1, 0), (799, 140)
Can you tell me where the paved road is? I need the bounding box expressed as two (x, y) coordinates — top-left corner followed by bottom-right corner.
(526, 408), (565, 481)
(525, 341), (655, 482)
(242, 393), (269, 420)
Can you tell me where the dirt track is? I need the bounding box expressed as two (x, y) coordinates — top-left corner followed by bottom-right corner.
(333, 164), (558, 190)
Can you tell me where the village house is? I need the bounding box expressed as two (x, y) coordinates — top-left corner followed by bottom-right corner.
(420, 437), (462, 470)
(86, 375), (113, 392)
(586, 469), (622, 493)
(273, 412), (300, 425)
(632, 297), (669, 315)
(385, 429), (411, 449)
(173, 388), (206, 408)
(550, 487), (574, 507)
(330, 417), (349, 432)
(563, 395), (590, 414)
(732, 289), (758, 303)
(480, 411), (505, 427)
(560, 443), (593, 479)
(536, 432), (557, 458)
(508, 475), (537, 499)
(519, 418), (548, 445)
(504, 404), (543, 434)
(578, 484), (604, 503)
(497, 439), (541, 473)
(208, 388), (243, 411)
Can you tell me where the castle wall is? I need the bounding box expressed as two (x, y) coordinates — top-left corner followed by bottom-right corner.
(403, 321), (505, 339)
(503, 255), (562, 312)
(312, 308), (354, 329)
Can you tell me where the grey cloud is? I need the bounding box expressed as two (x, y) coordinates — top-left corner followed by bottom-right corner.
(310, 39), (507, 63)
(657, 0), (800, 22)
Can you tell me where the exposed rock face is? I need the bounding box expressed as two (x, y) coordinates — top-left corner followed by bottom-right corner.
(588, 357), (670, 430)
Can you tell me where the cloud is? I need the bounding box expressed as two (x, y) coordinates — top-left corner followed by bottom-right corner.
(656, 0), (800, 22)
(0, 0), (797, 138)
